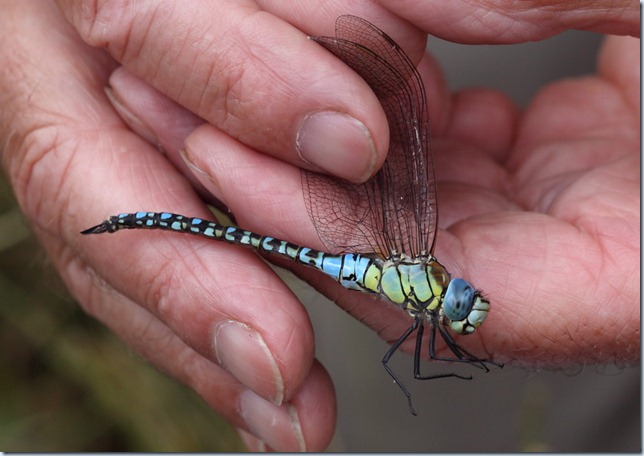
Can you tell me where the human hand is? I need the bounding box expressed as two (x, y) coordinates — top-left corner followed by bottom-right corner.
(1, 0), (638, 451)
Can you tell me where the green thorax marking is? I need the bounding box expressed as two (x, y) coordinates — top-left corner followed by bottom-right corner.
(374, 255), (451, 312)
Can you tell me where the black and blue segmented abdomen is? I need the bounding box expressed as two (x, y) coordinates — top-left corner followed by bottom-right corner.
(83, 211), (383, 294)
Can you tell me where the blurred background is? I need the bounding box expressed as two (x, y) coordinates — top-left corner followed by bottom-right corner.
(0, 23), (639, 452)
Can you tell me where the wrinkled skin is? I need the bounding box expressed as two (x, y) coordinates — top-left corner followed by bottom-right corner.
(0, 0), (639, 451)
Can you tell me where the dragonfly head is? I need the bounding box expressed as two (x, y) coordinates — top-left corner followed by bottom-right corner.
(441, 278), (490, 335)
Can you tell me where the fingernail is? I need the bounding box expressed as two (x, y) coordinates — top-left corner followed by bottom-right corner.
(296, 111), (376, 183)
(237, 428), (267, 452)
(240, 390), (306, 452)
(181, 147), (224, 202)
(213, 321), (284, 405)
(104, 85), (160, 148)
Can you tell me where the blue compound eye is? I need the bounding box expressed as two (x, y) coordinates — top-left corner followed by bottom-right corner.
(443, 278), (475, 321)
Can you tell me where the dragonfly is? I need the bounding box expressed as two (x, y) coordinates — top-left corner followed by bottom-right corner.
(82, 15), (499, 415)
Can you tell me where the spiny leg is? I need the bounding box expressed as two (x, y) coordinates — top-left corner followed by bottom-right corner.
(413, 319), (473, 381)
(382, 318), (421, 416)
(428, 318), (502, 371)
(383, 317), (477, 415)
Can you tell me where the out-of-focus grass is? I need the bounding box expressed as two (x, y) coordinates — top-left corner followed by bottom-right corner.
(0, 176), (244, 452)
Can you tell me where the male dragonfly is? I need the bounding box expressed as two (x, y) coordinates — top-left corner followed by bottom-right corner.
(83, 15), (499, 415)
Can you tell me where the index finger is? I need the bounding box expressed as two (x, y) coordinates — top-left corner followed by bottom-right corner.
(57, 1), (396, 183)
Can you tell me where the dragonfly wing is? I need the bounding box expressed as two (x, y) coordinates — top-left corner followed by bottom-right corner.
(306, 15), (437, 257)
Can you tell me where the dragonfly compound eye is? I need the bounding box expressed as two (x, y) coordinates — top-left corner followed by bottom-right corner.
(443, 278), (490, 334)
(443, 278), (475, 320)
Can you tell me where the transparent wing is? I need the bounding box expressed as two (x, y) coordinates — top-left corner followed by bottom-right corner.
(305, 15), (437, 258)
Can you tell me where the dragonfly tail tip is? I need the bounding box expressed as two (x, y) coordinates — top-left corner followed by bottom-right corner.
(80, 223), (109, 235)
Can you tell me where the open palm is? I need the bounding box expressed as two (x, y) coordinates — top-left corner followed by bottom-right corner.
(248, 35), (640, 371)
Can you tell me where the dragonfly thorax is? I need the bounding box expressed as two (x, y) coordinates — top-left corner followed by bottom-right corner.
(376, 255), (490, 336)
(378, 254), (450, 313)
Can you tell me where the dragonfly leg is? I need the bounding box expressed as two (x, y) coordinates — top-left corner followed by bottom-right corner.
(413, 320), (473, 381)
(426, 318), (503, 371)
(382, 318), (421, 416)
